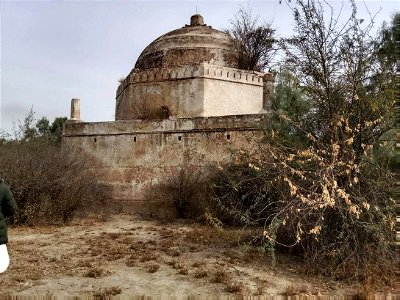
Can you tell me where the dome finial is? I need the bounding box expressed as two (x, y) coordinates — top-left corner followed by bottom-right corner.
(190, 14), (204, 26)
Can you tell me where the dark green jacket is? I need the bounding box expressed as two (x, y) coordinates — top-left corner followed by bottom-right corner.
(0, 180), (17, 244)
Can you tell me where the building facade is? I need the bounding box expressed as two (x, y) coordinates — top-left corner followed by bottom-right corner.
(62, 15), (273, 202)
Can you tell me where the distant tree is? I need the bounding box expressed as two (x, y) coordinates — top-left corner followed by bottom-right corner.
(375, 12), (399, 70)
(227, 7), (276, 72)
(18, 107), (37, 141)
(36, 117), (51, 136)
(10, 107), (67, 144)
(49, 117), (67, 143)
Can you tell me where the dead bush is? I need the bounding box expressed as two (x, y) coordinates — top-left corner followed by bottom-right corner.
(0, 139), (110, 224)
(193, 268), (208, 278)
(177, 268), (189, 275)
(143, 167), (210, 222)
(255, 279), (269, 295)
(209, 161), (280, 226)
(212, 270), (229, 283)
(92, 286), (122, 297)
(282, 284), (315, 296)
(225, 281), (244, 293)
(146, 262), (160, 273)
(84, 267), (110, 278)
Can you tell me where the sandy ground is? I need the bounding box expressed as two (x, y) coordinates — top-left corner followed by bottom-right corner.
(0, 213), (395, 297)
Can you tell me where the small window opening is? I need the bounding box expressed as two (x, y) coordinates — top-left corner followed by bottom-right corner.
(94, 137), (97, 142)
(227, 134), (231, 140)
(178, 136), (182, 141)
(134, 136), (137, 142)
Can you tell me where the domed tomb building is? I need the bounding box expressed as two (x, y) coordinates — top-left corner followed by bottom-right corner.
(116, 14), (273, 120)
(63, 15), (274, 202)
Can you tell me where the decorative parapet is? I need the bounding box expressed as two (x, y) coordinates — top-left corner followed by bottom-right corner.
(116, 63), (271, 98)
(202, 63), (265, 86)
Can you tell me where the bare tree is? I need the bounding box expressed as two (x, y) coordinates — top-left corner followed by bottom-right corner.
(227, 8), (276, 72)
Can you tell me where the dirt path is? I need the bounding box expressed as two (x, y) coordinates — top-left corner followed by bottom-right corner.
(0, 213), (391, 297)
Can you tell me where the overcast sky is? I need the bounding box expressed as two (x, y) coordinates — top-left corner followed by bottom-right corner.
(0, 0), (398, 134)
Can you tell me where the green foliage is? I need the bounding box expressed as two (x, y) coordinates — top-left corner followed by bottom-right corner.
(210, 161), (281, 226)
(273, 67), (309, 122)
(268, 66), (312, 148)
(14, 107), (67, 143)
(211, 0), (397, 286)
(18, 107), (37, 141)
(36, 117), (50, 136)
(49, 117), (68, 143)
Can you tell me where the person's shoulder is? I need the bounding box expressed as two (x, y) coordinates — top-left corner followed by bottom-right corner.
(0, 180), (10, 191)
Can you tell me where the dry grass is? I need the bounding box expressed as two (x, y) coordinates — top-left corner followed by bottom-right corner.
(139, 252), (158, 262)
(125, 258), (136, 267)
(178, 268), (189, 275)
(212, 270), (229, 283)
(193, 269), (208, 278)
(255, 279), (269, 295)
(84, 267), (110, 278)
(146, 262), (160, 273)
(225, 281), (244, 293)
(192, 260), (206, 268)
(2, 214), (359, 296)
(92, 286), (122, 296)
(167, 259), (184, 270)
(282, 284), (315, 296)
(163, 246), (181, 257)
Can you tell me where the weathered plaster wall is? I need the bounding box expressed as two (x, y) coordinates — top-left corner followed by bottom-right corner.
(116, 78), (204, 120)
(115, 64), (266, 120)
(63, 115), (267, 201)
(203, 78), (263, 117)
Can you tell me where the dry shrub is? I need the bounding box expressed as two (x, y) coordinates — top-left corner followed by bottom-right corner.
(192, 260), (206, 268)
(211, 146), (396, 284)
(125, 258), (136, 267)
(143, 167), (210, 222)
(212, 270), (229, 283)
(93, 286), (122, 297)
(0, 139), (110, 224)
(255, 279), (268, 295)
(225, 281), (243, 293)
(84, 267), (110, 278)
(184, 225), (255, 249)
(178, 268), (189, 275)
(282, 284), (315, 296)
(209, 159), (279, 226)
(139, 252), (158, 262)
(146, 262), (160, 273)
(167, 259), (184, 269)
(193, 269), (208, 278)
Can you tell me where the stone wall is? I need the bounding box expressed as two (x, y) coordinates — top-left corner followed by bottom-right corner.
(63, 114), (268, 202)
(115, 63), (266, 120)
